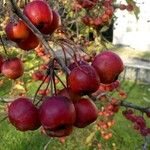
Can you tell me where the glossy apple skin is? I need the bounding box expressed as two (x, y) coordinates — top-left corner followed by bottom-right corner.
(0, 54), (4, 73)
(58, 87), (81, 102)
(8, 98), (40, 131)
(17, 31), (39, 51)
(44, 126), (73, 137)
(5, 20), (30, 42)
(48, 10), (61, 34)
(68, 65), (100, 95)
(2, 57), (24, 79)
(23, 1), (53, 34)
(74, 98), (98, 128)
(92, 51), (124, 84)
(39, 96), (76, 131)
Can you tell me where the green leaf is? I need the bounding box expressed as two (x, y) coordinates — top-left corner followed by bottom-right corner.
(126, 0), (134, 3)
(95, 130), (101, 141)
(85, 131), (96, 144)
(133, 5), (140, 20)
(100, 26), (109, 32)
(0, 79), (12, 97)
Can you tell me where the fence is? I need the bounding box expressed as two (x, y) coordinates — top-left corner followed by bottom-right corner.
(121, 64), (150, 83)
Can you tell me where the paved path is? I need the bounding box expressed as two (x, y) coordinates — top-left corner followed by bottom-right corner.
(120, 55), (150, 68)
(113, 45), (150, 68)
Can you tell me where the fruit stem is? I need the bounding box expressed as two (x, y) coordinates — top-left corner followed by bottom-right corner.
(59, 43), (68, 67)
(33, 74), (50, 104)
(58, 43), (69, 88)
(58, 41), (87, 73)
(58, 39), (79, 60)
(50, 75), (54, 96)
(54, 71), (67, 89)
(52, 70), (57, 96)
(35, 75), (51, 106)
(0, 35), (9, 58)
(50, 59), (57, 96)
(57, 42), (75, 61)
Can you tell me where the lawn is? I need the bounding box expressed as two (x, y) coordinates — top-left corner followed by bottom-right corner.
(0, 80), (150, 150)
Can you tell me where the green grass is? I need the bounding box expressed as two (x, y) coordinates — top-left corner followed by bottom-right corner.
(94, 80), (150, 150)
(0, 81), (150, 150)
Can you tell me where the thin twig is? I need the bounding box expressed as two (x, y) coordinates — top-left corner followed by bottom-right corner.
(120, 101), (150, 114)
(88, 94), (150, 114)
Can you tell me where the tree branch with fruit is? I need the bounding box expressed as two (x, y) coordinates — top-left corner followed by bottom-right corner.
(1, 0), (149, 149)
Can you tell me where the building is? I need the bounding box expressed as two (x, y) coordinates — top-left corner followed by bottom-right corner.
(113, 0), (150, 51)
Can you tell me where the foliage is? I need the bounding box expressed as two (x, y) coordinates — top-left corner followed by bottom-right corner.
(0, 81), (149, 150)
(0, 0), (149, 150)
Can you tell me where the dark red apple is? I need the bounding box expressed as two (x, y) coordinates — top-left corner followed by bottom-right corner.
(5, 20), (30, 42)
(74, 98), (98, 128)
(0, 54), (4, 73)
(23, 0), (53, 34)
(92, 51), (124, 84)
(68, 64), (100, 95)
(48, 10), (61, 35)
(8, 97), (40, 131)
(58, 87), (81, 102)
(17, 31), (39, 50)
(68, 60), (88, 71)
(44, 126), (73, 137)
(39, 96), (76, 135)
(2, 57), (24, 79)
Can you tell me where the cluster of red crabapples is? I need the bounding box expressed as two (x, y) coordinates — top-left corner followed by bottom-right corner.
(97, 96), (119, 140)
(1, 0), (127, 139)
(72, 0), (134, 28)
(123, 109), (150, 137)
(0, 0), (61, 80)
(7, 48), (124, 138)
